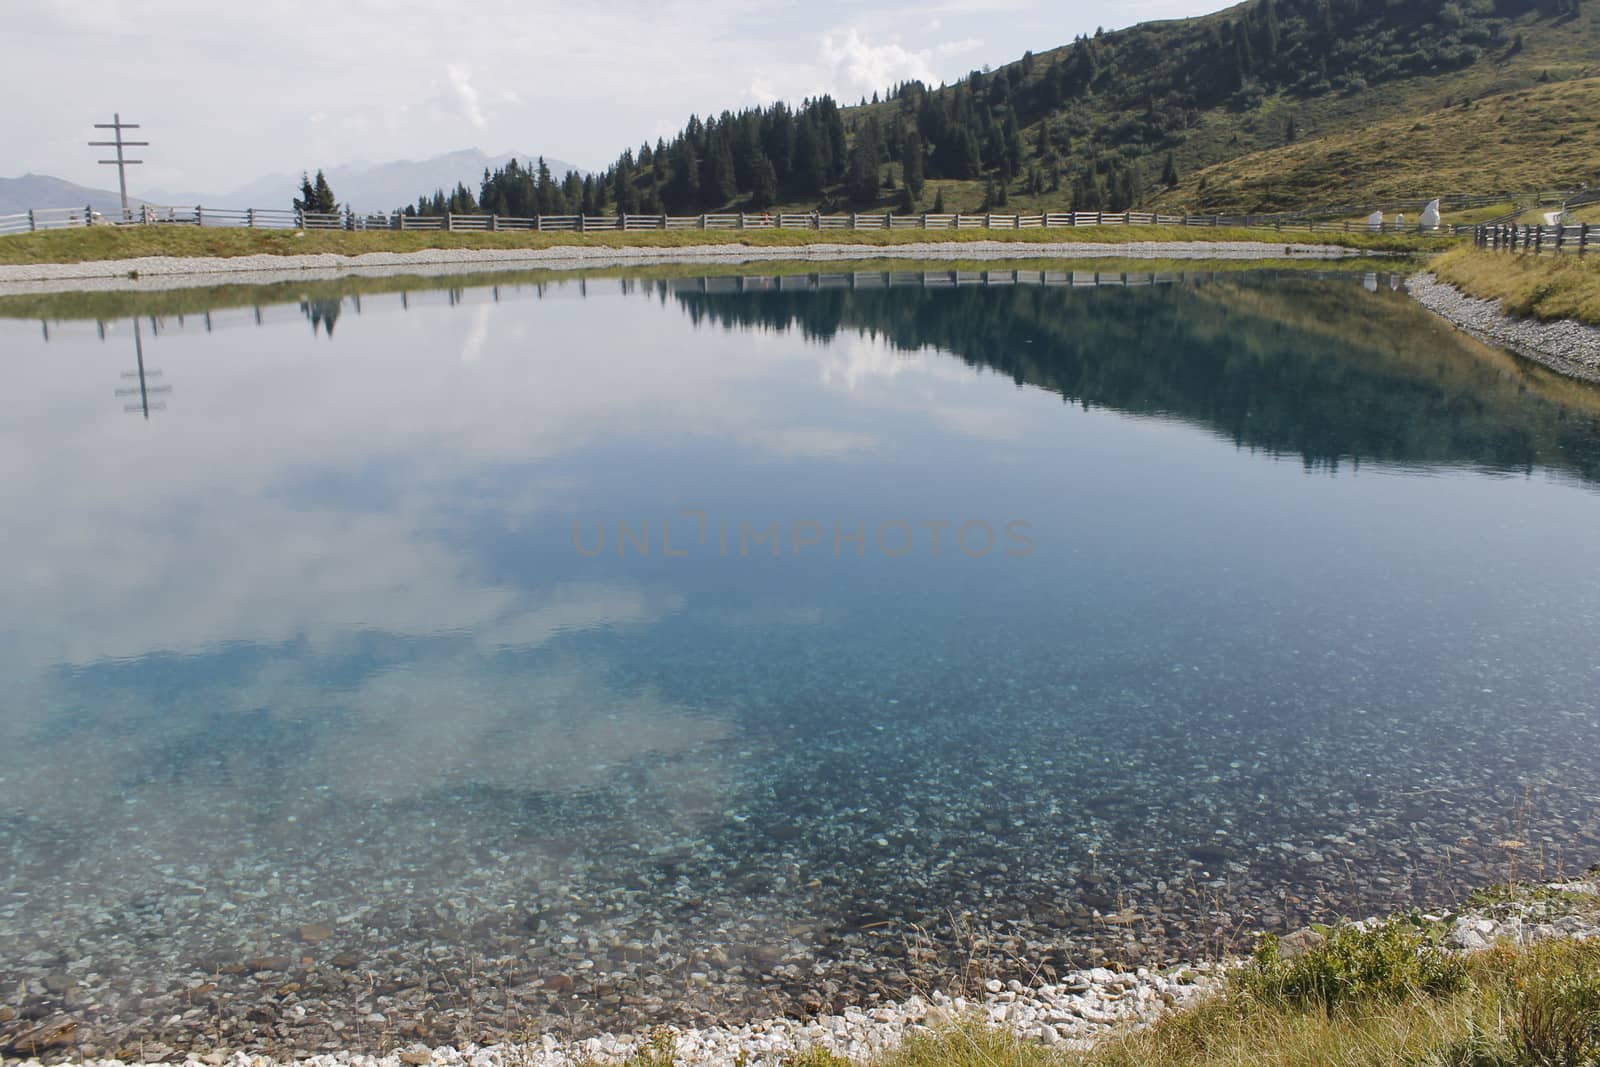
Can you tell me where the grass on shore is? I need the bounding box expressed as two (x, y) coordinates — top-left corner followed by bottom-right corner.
(606, 916), (1600, 1067)
(0, 223), (1443, 266)
(1431, 245), (1600, 325)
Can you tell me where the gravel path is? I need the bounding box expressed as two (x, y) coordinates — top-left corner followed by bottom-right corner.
(1407, 272), (1600, 384)
(0, 240), (1367, 289)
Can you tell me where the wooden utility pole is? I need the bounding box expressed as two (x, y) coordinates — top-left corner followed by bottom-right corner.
(89, 113), (148, 220)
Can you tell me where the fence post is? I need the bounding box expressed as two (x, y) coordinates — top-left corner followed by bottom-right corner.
(738, 212), (745, 230)
(493, 214), (501, 232)
(85, 202), (93, 227)
(536, 215), (543, 232)
(985, 213), (992, 228)
(196, 206), (204, 227)
(1581, 223), (1589, 256)
(659, 214), (666, 230)
(850, 212), (858, 229)
(922, 212), (928, 229)
(27, 209), (35, 232)
(1096, 211), (1103, 225)
(700, 214), (706, 230)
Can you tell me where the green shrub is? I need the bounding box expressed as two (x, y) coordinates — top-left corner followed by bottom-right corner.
(1236, 920), (1468, 1014)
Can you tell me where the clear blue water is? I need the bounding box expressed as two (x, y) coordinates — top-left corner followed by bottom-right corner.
(3, 266), (1600, 1057)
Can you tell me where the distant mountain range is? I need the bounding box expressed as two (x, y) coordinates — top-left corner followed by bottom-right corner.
(140, 149), (588, 213)
(0, 174), (147, 216)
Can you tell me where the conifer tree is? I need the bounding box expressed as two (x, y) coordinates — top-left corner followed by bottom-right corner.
(1161, 151), (1180, 188)
(312, 170), (337, 213)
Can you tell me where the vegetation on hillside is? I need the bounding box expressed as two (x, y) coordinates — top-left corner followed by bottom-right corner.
(1153, 77), (1600, 212)
(406, 0), (1597, 219)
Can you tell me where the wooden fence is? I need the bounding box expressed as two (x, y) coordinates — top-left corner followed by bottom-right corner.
(0, 204), (1469, 239)
(1474, 223), (1594, 255)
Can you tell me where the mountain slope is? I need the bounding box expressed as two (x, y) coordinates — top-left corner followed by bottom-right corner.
(0, 174), (146, 215)
(544, 0), (1599, 218)
(1148, 76), (1600, 212)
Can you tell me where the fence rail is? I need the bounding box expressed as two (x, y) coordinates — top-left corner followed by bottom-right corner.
(0, 203), (1482, 239)
(1473, 222), (1594, 255)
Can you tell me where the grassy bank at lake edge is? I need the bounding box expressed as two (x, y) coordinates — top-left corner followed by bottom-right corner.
(621, 880), (1600, 1067)
(1431, 246), (1600, 326)
(0, 224), (1443, 266)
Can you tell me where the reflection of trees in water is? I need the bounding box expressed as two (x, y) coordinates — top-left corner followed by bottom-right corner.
(300, 298), (343, 337)
(674, 279), (1600, 482)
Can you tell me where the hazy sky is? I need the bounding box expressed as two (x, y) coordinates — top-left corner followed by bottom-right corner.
(8, 0), (1218, 195)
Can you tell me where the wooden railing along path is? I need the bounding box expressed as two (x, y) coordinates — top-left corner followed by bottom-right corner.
(1473, 222), (1595, 255)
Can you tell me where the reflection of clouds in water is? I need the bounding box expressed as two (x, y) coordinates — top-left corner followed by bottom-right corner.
(822, 334), (1035, 442)
(738, 425), (880, 459)
(315, 661), (734, 804)
(459, 303), (492, 364)
(1, 649), (731, 838)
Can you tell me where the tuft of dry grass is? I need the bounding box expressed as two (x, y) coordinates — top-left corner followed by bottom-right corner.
(1431, 245), (1600, 324)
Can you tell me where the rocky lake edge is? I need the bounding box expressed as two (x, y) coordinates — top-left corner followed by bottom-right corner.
(6, 875), (1597, 1067)
(1406, 271), (1600, 384)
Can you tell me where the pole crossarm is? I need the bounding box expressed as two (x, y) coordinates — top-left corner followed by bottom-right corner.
(88, 112), (146, 220)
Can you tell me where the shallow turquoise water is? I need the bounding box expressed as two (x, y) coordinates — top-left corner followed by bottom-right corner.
(2, 268), (1599, 1055)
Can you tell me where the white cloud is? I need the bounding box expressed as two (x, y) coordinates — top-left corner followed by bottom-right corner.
(820, 29), (941, 97)
(447, 64), (487, 129)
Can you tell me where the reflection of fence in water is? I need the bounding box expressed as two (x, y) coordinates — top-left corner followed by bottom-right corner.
(29, 267), (1401, 344)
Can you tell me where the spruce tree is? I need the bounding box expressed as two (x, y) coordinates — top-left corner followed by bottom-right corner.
(902, 129), (925, 200)
(311, 170), (337, 213)
(749, 153), (779, 210)
(1161, 151), (1179, 188)
(932, 187), (946, 213)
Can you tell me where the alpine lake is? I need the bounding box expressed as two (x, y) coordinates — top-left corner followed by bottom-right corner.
(2, 260), (1599, 1060)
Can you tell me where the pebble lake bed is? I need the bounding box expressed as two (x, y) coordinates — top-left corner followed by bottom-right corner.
(3, 252), (1600, 1066)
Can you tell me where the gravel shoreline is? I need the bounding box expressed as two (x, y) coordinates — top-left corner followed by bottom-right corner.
(8, 880), (1598, 1067)
(1406, 272), (1600, 383)
(0, 240), (1368, 290)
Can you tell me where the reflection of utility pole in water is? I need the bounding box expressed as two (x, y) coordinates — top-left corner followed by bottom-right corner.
(113, 318), (171, 419)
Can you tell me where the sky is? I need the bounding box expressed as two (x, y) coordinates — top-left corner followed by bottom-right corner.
(5, 0), (1221, 196)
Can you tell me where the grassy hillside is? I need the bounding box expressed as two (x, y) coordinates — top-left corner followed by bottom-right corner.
(405, 0), (1600, 221)
(1149, 77), (1600, 213)
(818, 0), (1600, 214)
